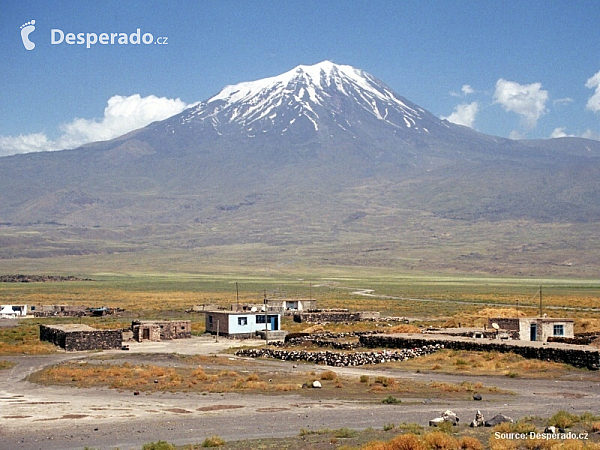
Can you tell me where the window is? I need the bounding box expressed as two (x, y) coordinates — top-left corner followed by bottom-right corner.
(238, 317), (247, 326)
(208, 315), (213, 325)
(553, 324), (564, 336)
(256, 314), (266, 324)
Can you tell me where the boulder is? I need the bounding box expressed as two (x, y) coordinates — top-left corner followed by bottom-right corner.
(312, 380), (322, 388)
(485, 414), (513, 427)
(429, 410), (459, 426)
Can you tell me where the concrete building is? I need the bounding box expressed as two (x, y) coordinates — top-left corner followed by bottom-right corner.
(232, 298), (317, 315)
(205, 310), (284, 339)
(265, 298), (316, 314)
(0, 305), (28, 318)
(488, 317), (574, 342)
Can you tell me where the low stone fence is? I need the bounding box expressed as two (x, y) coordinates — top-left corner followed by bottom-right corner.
(235, 344), (442, 367)
(359, 335), (600, 370)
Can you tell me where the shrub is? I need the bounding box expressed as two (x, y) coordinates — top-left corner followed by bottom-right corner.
(424, 431), (459, 449)
(383, 423), (396, 431)
(549, 410), (579, 429)
(334, 427), (357, 438)
(321, 370), (337, 380)
(201, 435), (225, 447)
(397, 423), (425, 435)
(382, 395), (401, 404)
(360, 375), (370, 383)
(142, 441), (176, 450)
(389, 433), (426, 450)
(459, 436), (484, 450)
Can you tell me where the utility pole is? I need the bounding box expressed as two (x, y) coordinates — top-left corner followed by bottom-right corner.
(264, 290), (268, 345)
(539, 286), (543, 317)
(236, 282), (239, 310)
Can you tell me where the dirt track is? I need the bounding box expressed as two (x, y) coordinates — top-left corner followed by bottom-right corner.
(1, 336), (600, 450)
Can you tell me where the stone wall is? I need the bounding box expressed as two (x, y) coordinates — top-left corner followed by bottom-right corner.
(293, 310), (379, 323)
(40, 325), (122, 351)
(359, 335), (600, 370)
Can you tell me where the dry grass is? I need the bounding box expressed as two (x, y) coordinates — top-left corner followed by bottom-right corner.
(443, 308), (527, 328)
(27, 355), (506, 400)
(382, 348), (581, 379)
(0, 323), (57, 355)
(29, 361), (300, 393)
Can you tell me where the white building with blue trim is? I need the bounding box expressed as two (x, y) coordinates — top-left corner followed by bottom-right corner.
(205, 310), (284, 339)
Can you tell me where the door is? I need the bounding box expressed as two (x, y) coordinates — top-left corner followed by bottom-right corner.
(530, 323), (537, 341)
(269, 315), (278, 331)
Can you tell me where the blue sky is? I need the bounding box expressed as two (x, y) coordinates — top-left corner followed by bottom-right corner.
(3, 0), (600, 155)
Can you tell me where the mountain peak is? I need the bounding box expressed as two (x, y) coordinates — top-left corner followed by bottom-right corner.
(178, 61), (441, 136)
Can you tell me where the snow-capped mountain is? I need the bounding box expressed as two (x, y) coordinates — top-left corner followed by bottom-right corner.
(165, 61), (451, 139)
(1, 61), (600, 276)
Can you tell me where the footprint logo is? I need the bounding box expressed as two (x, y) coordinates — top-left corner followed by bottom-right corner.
(20, 20), (36, 50)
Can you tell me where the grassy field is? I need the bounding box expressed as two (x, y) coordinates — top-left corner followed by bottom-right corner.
(1, 268), (600, 356)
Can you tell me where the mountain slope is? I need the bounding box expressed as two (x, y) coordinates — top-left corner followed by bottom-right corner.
(1, 61), (600, 275)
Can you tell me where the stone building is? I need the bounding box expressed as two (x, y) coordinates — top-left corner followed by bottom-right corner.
(131, 320), (191, 342)
(39, 324), (122, 351)
(488, 317), (574, 342)
(34, 305), (87, 317)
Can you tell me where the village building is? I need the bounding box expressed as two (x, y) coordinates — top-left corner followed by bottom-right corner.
(0, 304), (29, 318)
(33, 305), (87, 317)
(39, 324), (122, 351)
(131, 320), (191, 342)
(488, 317), (574, 342)
(230, 298), (317, 315)
(264, 298), (316, 314)
(205, 310), (285, 339)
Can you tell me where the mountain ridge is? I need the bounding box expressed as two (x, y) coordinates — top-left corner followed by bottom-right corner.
(1, 61), (600, 276)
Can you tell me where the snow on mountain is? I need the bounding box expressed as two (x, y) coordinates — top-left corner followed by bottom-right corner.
(174, 61), (446, 136)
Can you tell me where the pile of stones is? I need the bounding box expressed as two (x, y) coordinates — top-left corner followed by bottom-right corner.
(235, 344), (442, 367)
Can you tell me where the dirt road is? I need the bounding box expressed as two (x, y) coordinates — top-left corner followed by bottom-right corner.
(1, 336), (599, 450)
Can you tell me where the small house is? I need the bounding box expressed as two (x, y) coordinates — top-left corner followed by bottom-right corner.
(265, 298), (317, 314)
(488, 317), (574, 342)
(205, 310), (283, 339)
(0, 304), (28, 318)
(131, 320), (191, 342)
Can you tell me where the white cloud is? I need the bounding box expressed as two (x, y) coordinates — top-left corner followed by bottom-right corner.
(549, 127), (600, 141)
(442, 101), (479, 128)
(509, 130), (524, 140)
(550, 127), (572, 138)
(461, 84), (475, 95)
(582, 129), (600, 140)
(0, 94), (193, 157)
(493, 78), (548, 128)
(586, 70), (600, 113)
(450, 84), (475, 97)
(0, 133), (54, 156)
(553, 97), (573, 106)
